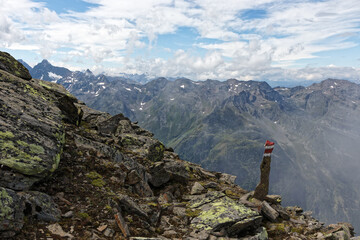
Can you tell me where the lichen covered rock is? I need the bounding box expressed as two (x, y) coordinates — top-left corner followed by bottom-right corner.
(0, 70), (65, 187)
(0, 187), (24, 238)
(0, 51), (31, 80)
(190, 191), (261, 236)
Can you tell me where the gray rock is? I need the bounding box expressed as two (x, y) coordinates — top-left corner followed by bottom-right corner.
(204, 182), (218, 189)
(191, 182), (205, 195)
(97, 113), (132, 136)
(0, 70), (66, 188)
(227, 216), (262, 236)
(127, 169), (141, 185)
(149, 161), (190, 187)
(133, 180), (154, 197)
(116, 194), (148, 219)
(333, 230), (350, 240)
(239, 227), (268, 240)
(189, 230), (210, 240)
(20, 191), (61, 222)
(162, 230), (177, 238)
(103, 228), (115, 237)
(62, 211), (74, 218)
(191, 195), (260, 233)
(261, 201), (279, 222)
(272, 204), (290, 220)
(46, 223), (74, 239)
(0, 187), (24, 238)
(219, 173), (237, 185)
(130, 238), (162, 240)
(173, 207), (186, 217)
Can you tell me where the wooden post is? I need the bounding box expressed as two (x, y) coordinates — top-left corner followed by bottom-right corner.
(253, 140), (274, 200)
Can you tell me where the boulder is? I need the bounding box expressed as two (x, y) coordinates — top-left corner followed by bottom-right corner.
(0, 51), (31, 80)
(190, 193), (261, 235)
(149, 161), (190, 187)
(0, 70), (65, 190)
(0, 187), (24, 238)
(261, 201), (279, 222)
(239, 227), (268, 240)
(116, 194), (148, 219)
(191, 182), (205, 195)
(20, 191), (61, 222)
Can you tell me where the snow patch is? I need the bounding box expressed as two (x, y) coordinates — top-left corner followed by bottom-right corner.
(134, 87), (142, 92)
(97, 82), (105, 85)
(141, 102), (146, 106)
(170, 98), (175, 101)
(180, 85), (185, 89)
(139, 107), (143, 111)
(330, 86), (334, 88)
(48, 72), (62, 82)
(125, 88), (132, 91)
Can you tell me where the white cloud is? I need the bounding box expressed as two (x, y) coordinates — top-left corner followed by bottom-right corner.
(0, 0), (360, 83)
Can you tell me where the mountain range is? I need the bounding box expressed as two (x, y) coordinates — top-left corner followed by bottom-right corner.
(19, 59), (360, 232)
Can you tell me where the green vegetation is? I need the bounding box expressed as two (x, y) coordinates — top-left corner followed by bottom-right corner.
(91, 178), (106, 187)
(86, 171), (106, 187)
(86, 171), (103, 180)
(77, 212), (91, 221)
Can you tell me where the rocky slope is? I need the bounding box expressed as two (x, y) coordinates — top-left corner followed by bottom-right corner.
(1, 52), (359, 239)
(73, 77), (359, 231)
(18, 59), (360, 232)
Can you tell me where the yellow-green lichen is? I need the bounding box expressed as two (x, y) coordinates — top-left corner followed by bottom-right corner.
(39, 80), (52, 89)
(86, 171), (103, 180)
(224, 189), (241, 198)
(0, 139), (46, 176)
(0, 188), (14, 220)
(147, 202), (158, 207)
(77, 212), (91, 221)
(191, 197), (258, 231)
(50, 151), (61, 173)
(16, 140), (45, 154)
(0, 131), (14, 139)
(185, 208), (201, 218)
(23, 84), (47, 101)
(91, 178), (106, 187)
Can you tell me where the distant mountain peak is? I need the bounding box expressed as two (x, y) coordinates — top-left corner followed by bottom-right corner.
(40, 59), (51, 65)
(84, 69), (93, 76)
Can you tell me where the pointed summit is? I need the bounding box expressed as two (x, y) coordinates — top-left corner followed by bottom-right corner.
(84, 69), (93, 76)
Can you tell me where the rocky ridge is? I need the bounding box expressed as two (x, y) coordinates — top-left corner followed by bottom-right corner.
(0, 51), (358, 239)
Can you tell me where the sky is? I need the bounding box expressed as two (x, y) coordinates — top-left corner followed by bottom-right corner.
(1, 0), (360, 82)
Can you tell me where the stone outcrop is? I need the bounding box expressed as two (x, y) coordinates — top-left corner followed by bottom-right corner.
(0, 51), (31, 80)
(0, 52), (357, 240)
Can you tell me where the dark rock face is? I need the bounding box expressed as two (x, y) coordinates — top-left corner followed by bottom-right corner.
(0, 70), (65, 186)
(0, 51), (31, 80)
(0, 54), (80, 236)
